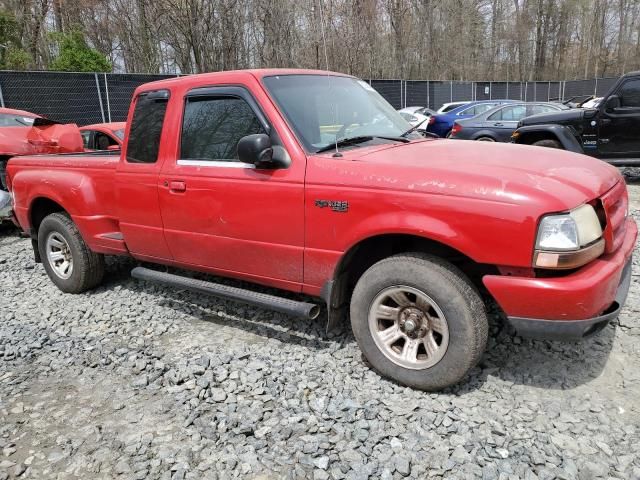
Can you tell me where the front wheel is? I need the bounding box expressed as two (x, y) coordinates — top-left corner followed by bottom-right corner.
(350, 253), (488, 391)
(532, 139), (562, 149)
(38, 212), (105, 293)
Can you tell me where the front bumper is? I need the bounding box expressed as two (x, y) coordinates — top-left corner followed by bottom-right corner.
(483, 218), (637, 340)
(507, 258), (632, 340)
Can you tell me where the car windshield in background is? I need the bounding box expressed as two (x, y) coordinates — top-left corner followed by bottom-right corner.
(114, 129), (125, 140)
(0, 113), (36, 127)
(263, 75), (411, 153)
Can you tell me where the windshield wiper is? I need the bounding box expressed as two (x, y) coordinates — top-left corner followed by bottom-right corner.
(401, 117), (430, 137)
(315, 135), (408, 154)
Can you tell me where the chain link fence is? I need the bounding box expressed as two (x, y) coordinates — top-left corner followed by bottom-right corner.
(0, 70), (621, 126)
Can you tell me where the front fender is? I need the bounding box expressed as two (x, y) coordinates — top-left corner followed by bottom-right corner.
(338, 211), (475, 261)
(513, 124), (584, 153)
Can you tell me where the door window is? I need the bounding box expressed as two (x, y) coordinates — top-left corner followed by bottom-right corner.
(460, 103), (497, 116)
(126, 90), (169, 163)
(0, 113), (36, 126)
(488, 105), (526, 121)
(180, 96), (266, 161)
(619, 79), (640, 107)
(528, 104), (558, 116)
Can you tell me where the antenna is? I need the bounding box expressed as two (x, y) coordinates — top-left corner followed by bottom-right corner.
(317, 0), (342, 157)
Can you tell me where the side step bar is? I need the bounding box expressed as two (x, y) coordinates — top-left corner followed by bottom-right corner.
(131, 267), (320, 320)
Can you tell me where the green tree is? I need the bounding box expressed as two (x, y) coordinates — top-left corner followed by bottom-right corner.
(49, 30), (111, 72)
(0, 10), (32, 69)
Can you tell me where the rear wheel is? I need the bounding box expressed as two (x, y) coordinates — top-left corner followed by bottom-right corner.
(350, 253), (488, 391)
(38, 212), (104, 293)
(532, 139), (562, 149)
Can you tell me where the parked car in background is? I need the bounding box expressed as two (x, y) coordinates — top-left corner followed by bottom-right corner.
(398, 106), (436, 130)
(436, 101), (469, 113)
(80, 122), (126, 151)
(0, 107), (83, 224)
(427, 100), (516, 138)
(0, 108), (83, 190)
(580, 97), (602, 109)
(449, 102), (569, 142)
(512, 70), (640, 166)
(562, 95), (595, 108)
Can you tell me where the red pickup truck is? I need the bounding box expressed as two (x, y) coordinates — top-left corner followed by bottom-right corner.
(6, 69), (637, 390)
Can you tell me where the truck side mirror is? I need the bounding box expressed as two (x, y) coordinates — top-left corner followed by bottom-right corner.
(605, 95), (621, 111)
(238, 133), (273, 166)
(237, 134), (288, 169)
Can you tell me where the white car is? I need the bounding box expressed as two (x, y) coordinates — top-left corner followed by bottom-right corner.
(398, 106), (436, 130)
(580, 97), (603, 109)
(436, 101), (470, 113)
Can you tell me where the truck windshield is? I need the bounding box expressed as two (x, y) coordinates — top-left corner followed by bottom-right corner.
(263, 75), (410, 153)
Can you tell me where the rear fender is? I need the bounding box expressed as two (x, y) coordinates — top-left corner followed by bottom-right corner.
(470, 130), (499, 141)
(11, 168), (120, 253)
(514, 124), (584, 153)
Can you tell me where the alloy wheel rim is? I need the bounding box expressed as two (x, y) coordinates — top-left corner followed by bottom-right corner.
(368, 285), (449, 370)
(46, 232), (73, 279)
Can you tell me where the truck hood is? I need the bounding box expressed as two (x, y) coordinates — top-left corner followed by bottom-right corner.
(330, 139), (621, 210)
(518, 108), (584, 127)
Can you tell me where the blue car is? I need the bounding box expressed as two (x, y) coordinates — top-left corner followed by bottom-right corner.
(426, 100), (517, 138)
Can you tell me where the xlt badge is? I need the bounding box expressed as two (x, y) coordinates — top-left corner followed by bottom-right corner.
(315, 199), (349, 213)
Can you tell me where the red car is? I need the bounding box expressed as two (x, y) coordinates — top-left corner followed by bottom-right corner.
(0, 107), (83, 158)
(0, 107), (83, 222)
(6, 70), (636, 390)
(79, 122), (126, 151)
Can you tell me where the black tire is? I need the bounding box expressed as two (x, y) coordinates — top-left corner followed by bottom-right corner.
(476, 136), (496, 142)
(532, 139), (562, 149)
(350, 253), (488, 391)
(38, 212), (105, 293)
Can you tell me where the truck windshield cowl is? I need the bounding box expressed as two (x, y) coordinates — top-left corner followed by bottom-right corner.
(263, 74), (411, 153)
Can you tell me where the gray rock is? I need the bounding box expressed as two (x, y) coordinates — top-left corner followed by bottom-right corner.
(210, 388), (227, 402)
(314, 456), (330, 470)
(395, 456), (411, 476)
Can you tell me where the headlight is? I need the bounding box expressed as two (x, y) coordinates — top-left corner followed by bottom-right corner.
(534, 204), (604, 269)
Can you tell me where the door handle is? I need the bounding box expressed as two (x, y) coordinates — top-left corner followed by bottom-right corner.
(169, 180), (186, 192)
(600, 118), (612, 126)
(493, 122), (503, 126)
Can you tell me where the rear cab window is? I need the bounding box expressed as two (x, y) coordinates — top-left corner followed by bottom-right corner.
(126, 90), (170, 163)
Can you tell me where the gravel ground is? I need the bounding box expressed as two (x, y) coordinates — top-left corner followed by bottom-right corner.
(1, 181), (640, 480)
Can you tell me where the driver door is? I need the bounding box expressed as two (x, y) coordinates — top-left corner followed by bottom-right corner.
(158, 86), (305, 290)
(598, 78), (640, 158)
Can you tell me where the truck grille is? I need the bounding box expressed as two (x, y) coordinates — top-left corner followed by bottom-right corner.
(600, 181), (628, 254)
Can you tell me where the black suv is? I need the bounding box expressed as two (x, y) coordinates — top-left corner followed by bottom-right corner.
(512, 71), (640, 166)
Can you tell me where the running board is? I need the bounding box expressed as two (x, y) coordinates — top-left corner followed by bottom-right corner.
(131, 267), (320, 320)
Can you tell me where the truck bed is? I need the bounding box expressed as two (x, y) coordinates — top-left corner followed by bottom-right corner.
(7, 151), (123, 255)
(8, 150), (120, 169)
